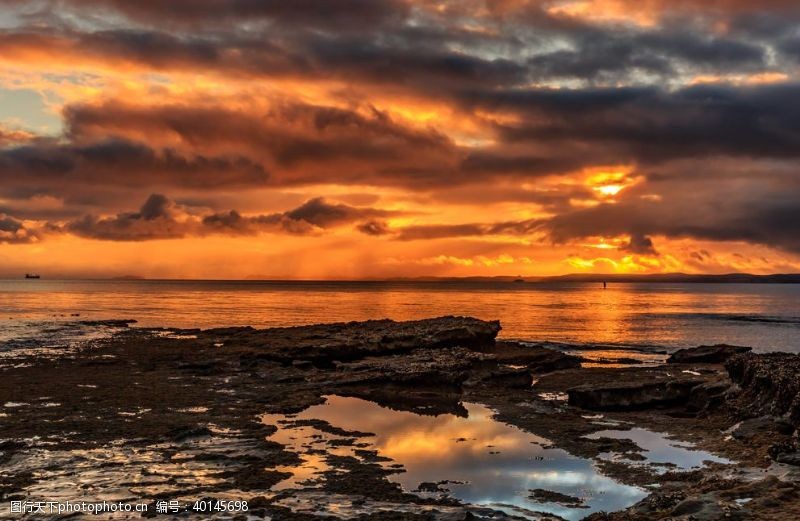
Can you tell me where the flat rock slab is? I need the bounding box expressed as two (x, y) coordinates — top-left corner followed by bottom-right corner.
(325, 347), (495, 386)
(490, 341), (582, 373)
(205, 316), (501, 363)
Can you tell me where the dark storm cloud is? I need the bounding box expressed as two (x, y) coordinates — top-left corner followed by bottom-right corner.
(621, 233), (658, 255)
(138, 194), (172, 220)
(356, 220), (391, 236)
(778, 37), (800, 62)
(394, 218), (540, 241)
(383, 191), (800, 255)
(58, 0), (411, 30)
(200, 211), (316, 236)
(58, 83), (800, 193)
(202, 197), (398, 236)
(395, 223), (493, 241)
(61, 101), (462, 189)
(66, 193), (189, 241)
(6, 79), (800, 247)
(0, 29), (305, 78)
(0, 214), (40, 244)
(0, 0), (786, 91)
(0, 138), (268, 201)
(468, 82), (800, 162)
(285, 198), (394, 228)
(0, 27), (529, 91)
(304, 33), (529, 88)
(427, 184), (596, 212)
(459, 152), (586, 177)
(63, 195), (399, 241)
(527, 31), (766, 82)
(540, 196), (800, 253)
(367, 151), (800, 254)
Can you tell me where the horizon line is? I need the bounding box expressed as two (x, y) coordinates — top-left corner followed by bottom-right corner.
(6, 272), (800, 283)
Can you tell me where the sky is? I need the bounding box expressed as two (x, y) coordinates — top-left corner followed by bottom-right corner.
(1, 0), (800, 279)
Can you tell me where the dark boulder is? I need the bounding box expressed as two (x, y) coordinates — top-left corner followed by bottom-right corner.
(465, 365), (533, 389)
(776, 452), (800, 466)
(686, 380), (731, 413)
(490, 342), (582, 373)
(667, 344), (751, 364)
(669, 494), (732, 520)
(731, 416), (794, 441)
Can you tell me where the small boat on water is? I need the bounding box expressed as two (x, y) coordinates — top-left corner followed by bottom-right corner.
(25, 273), (41, 279)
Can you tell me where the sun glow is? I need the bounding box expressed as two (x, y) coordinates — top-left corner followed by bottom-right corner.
(546, 0), (659, 27)
(594, 184), (625, 196)
(584, 167), (638, 199)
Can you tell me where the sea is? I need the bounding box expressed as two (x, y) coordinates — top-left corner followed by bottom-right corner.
(2, 279), (800, 355)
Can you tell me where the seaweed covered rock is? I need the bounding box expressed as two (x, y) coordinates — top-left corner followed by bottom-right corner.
(726, 352), (800, 426)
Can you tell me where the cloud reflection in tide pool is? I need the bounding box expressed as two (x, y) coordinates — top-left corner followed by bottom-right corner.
(586, 428), (732, 471)
(262, 395), (647, 520)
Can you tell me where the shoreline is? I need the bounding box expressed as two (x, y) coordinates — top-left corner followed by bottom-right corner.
(2, 317), (800, 519)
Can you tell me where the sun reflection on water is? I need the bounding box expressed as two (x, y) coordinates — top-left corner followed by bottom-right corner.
(4, 280), (800, 353)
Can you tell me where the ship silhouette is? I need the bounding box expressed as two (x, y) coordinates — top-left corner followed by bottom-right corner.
(25, 273), (41, 279)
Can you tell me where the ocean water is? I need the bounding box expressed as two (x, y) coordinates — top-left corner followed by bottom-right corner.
(2, 279), (800, 353)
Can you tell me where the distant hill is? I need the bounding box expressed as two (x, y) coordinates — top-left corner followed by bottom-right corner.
(389, 273), (800, 284)
(542, 273), (800, 283)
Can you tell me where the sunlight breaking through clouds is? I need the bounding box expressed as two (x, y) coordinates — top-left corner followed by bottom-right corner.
(1, 0), (799, 278)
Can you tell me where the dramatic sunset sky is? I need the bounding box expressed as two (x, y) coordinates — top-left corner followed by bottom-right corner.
(1, 0), (800, 279)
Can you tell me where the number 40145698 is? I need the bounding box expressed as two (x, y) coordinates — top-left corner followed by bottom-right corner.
(191, 500), (249, 512)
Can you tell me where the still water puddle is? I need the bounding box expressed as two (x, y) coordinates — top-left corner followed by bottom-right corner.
(262, 395), (648, 520)
(586, 428), (732, 471)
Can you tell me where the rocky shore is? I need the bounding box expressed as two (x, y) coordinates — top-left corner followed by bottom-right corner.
(2, 316), (800, 520)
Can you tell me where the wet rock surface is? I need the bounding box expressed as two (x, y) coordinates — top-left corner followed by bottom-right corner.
(730, 416), (794, 441)
(324, 347), (495, 387)
(487, 341), (582, 373)
(727, 352), (800, 426)
(206, 316), (501, 364)
(1, 316), (799, 519)
(567, 377), (707, 411)
(667, 344), (752, 364)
